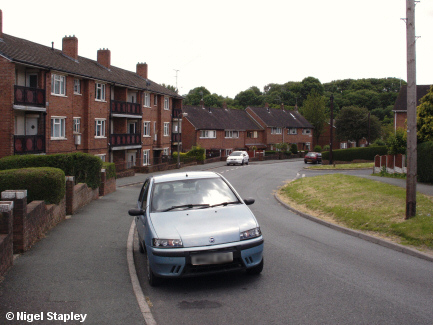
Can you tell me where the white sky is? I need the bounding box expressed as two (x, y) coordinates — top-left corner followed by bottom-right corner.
(1, 1), (432, 98)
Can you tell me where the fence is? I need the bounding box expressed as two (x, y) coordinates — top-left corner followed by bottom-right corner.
(373, 154), (407, 174)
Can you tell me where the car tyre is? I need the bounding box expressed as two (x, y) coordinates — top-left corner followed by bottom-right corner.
(146, 252), (162, 287)
(241, 160), (244, 165)
(246, 258), (263, 275)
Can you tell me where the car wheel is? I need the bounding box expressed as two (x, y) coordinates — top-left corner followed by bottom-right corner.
(241, 160), (244, 165)
(146, 252), (162, 286)
(246, 258), (263, 275)
(246, 161), (249, 165)
(304, 160), (307, 164)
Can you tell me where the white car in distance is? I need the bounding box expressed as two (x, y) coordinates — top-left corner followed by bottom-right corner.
(226, 151), (249, 166)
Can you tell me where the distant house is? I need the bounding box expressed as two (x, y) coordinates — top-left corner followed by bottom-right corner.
(246, 104), (314, 151)
(182, 105), (264, 157)
(393, 85), (431, 131)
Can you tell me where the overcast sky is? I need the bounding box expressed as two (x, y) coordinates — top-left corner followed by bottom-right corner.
(1, 1), (432, 98)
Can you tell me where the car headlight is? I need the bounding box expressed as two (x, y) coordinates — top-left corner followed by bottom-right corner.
(152, 238), (183, 247)
(240, 227), (261, 240)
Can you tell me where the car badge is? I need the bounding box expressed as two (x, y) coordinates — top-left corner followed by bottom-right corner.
(209, 237), (215, 243)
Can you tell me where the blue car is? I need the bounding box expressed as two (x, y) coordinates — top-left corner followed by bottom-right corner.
(128, 171), (264, 286)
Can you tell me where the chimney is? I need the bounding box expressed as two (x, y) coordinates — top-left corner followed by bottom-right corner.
(97, 48), (111, 69)
(280, 103), (284, 110)
(0, 10), (3, 39)
(200, 99), (205, 109)
(136, 62), (148, 79)
(222, 101), (227, 109)
(62, 35), (78, 60)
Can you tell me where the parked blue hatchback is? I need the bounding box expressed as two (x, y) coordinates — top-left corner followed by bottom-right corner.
(128, 171), (264, 286)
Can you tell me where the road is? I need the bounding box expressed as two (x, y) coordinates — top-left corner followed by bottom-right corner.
(129, 160), (433, 325)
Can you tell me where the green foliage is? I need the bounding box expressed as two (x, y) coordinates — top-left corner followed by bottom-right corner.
(313, 145), (322, 152)
(0, 153), (103, 189)
(335, 106), (382, 146)
(290, 144), (298, 154)
(186, 146), (206, 161)
(417, 86), (433, 143)
(300, 89), (327, 143)
(102, 162), (116, 180)
(418, 141), (433, 184)
(234, 87), (263, 107)
(321, 146), (387, 161)
(0, 167), (65, 204)
(276, 143), (288, 152)
(386, 128), (407, 155)
(323, 145), (330, 151)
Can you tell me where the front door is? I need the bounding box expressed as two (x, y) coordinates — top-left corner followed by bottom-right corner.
(26, 116), (39, 135)
(127, 152), (136, 169)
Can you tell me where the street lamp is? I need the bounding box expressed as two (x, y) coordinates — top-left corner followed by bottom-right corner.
(177, 112), (187, 169)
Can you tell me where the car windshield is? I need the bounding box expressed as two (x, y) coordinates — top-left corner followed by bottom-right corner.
(151, 177), (240, 212)
(230, 152), (242, 156)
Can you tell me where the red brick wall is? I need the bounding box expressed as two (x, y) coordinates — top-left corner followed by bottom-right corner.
(394, 112), (407, 131)
(182, 119), (197, 151)
(0, 57), (15, 158)
(0, 201), (13, 277)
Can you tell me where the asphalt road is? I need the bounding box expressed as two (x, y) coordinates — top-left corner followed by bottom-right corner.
(130, 160), (433, 325)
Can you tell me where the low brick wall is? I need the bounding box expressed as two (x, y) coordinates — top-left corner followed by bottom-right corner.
(0, 201), (13, 277)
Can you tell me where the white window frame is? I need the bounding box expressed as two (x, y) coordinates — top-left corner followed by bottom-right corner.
(143, 121), (151, 137)
(144, 92), (150, 107)
(51, 116), (66, 139)
(73, 117), (81, 134)
(95, 83), (106, 101)
(95, 119), (106, 138)
(225, 131), (239, 138)
(302, 128), (311, 135)
(164, 97), (169, 110)
(51, 74), (66, 96)
(154, 94), (158, 106)
(74, 79), (81, 94)
(95, 154), (106, 162)
(163, 122), (170, 136)
(143, 149), (150, 166)
(200, 130), (216, 138)
(163, 148), (169, 156)
(271, 127), (282, 134)
(288, 128), (297, 135)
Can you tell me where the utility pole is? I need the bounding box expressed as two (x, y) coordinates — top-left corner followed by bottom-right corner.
(174, 69), (179, 92)
(329, 94), (334, 165)
(405, 0), (417, 219)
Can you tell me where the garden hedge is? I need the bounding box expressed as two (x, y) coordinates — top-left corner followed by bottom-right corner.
(418, 141), (433, 184)
(0, 153), (103, 189)
(0, 167), (65, 204)
(321, 146), (388, 162)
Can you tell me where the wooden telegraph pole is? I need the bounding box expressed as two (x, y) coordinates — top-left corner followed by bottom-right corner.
(405, 0), (417, 219)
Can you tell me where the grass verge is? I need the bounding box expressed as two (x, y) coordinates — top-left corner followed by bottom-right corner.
(278, 174), (433, 253)
(306, 162), (374, 170)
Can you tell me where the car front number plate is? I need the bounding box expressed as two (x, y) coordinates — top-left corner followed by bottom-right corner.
(191, 252), (233, 265)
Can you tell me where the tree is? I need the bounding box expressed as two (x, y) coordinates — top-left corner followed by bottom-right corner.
(417, 86), (433, 143)
(299, 89), (327, 145)
(335, 106), (381, 147)
(387, 128), (407, 155)
(234, 87), (263, 107)
(182, 87), (211, 106)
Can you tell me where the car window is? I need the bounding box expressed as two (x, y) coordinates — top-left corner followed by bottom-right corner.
(151, 177), (239, 212)
(139, 179), (150, 210)
(230, 152), (242, 156)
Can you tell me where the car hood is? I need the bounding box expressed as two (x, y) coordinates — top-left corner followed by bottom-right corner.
(150, 205), (257, 247)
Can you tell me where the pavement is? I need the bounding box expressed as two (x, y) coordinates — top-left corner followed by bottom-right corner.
(0, 160), (432, 325)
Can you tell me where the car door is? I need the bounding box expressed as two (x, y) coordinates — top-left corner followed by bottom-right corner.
(136, 179), (150, 243)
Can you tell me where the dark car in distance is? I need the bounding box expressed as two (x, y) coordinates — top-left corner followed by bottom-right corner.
(304, 152), (322, 164)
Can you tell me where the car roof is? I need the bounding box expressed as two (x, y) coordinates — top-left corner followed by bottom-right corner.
(152, 171), (220, 183)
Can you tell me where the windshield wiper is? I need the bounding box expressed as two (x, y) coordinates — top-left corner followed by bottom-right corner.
(210, 201), (240, 208)
(162, 204), (210, 212)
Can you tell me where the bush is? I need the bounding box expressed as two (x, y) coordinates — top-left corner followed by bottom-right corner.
(387, 128), (407, 155)
(186, 146), (205, 162)
(0, 153), (103, 189)
(102, 162), (116, 180)
(323, 145), (330, 151)
(290, 144), (298, 154)
(418, 141), (433, 183)
(0, 167), (65, 204)
(322, 146), (387, 162)
(313, 145), (322, 152)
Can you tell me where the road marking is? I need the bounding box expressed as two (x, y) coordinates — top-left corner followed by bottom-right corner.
(127, 221), (157, 325)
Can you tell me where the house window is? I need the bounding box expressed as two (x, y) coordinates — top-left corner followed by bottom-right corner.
(73, 117), (81, 133)
(128, 121), (137, 134)
(74, 79), (81, 94)
(144, 93), (150, 107)
(95, 83), (106, 101)
(51, 117), (66, 139)
(164, 97), (169, 110)
(95, 154), (106, 162)
(225, 131), (239, 138)
(163, 122), (170, 136)
(143, 150), (150, 166)
(51, 74), (66, 96)
(225, 149), (233, 156)
(288, 128), (297, 135)
(143, 121), (151, 136)
(340, 143), (347, 149)
(247, 131), (258, 138)
(163, 148), (169, 156)
(200, 130), (216, 138)
(154, 94), (158, 106)
(95, 119), (106, 138)
(271, 127), (282, 134)
(302, 129), (311, 135)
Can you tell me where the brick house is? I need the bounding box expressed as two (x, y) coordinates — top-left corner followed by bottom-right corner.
(182, 105), (264, 157)
(246, 104), (314, 151)
(0, 10), (182, 170)
(393, 84), (431, 131)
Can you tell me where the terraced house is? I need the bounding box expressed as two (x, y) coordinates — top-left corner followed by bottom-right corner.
(0, 10), (182, 170)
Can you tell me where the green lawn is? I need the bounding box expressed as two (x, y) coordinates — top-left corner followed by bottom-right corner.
(306, 162), (374, 170)
(278, 174), (433, 251)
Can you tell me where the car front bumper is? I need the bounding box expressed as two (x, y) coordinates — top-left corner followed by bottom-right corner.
(147, 237), (264, 278)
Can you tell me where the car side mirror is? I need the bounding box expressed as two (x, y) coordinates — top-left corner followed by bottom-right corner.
(128, 208), (145, 216)
(243, 198), (255, 205)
